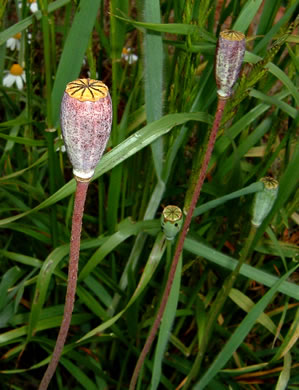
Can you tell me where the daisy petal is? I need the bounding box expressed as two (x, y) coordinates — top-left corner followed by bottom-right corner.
(3, 74), (16, 88)
(30, 3), (38, 13)
(16, 76), (23, 90)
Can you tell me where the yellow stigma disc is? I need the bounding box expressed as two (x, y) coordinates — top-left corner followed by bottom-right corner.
(65, 79), (108, 102)
(220, 30), (245, 41)
(261, 177), (278, 190)
(162, 205), (183, 222)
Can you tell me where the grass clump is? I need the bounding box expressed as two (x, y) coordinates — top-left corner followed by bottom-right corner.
(0, 1), (298, 389)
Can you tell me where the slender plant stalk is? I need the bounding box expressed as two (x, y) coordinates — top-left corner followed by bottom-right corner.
(182, 224), (257, 389)
(38, 179), (89, 390)
(129, 97), (227, 390)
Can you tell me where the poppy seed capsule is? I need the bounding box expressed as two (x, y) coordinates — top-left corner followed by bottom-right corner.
(161, 205), (183, 240)
(215, 30), (246, 99)
(251, 177), (279, 227)
(60, 78), (112, 181)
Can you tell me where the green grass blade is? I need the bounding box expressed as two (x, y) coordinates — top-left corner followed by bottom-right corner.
(266, 62), (299, 106)
(60, 357), (98, 390)
(114, 14), (215, 41)
(78, 233), (166, 342)
(232, 0), (263, 32)
(150, 255), (182, 390)
(51, 0), (102, 126)
(193, 265), (298, 389)
(184, 238), (299, 300)
(144, 0), (164, 179)
(254, 2), (298, 54)
(0, 0), (70, 44)
(249, 89), (297, 119)
(193, 182), (264, 217)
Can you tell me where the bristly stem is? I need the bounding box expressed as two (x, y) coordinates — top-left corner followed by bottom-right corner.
(38, 179), (89, 390)
(129, 97), (227, 390)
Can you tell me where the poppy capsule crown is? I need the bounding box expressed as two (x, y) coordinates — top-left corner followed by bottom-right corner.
(215, 30), (246, 99)
(161, 205), (183, 240)
(60, 78), (112, 181)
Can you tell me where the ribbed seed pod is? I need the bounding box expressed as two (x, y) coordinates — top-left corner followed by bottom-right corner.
(161, 205), (183, 240)
(60, 78), (112, 181)
(252, 177), (279, 227)
(215, 30), (246, 99)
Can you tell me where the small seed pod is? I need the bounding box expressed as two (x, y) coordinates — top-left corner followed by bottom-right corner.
(161, 205), (183, 240)
(60, 78), (112, 181)
(252, 177), (279, 227)
(215, 29), (246, 99)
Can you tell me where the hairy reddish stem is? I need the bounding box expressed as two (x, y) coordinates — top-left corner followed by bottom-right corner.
(39, 179), (89, 390)
(129, 97), (227, 390)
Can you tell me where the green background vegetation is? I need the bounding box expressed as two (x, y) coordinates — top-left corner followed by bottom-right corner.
(0, 0), (298, 389)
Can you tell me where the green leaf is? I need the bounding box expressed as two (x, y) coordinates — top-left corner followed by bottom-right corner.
(184, 238), (299, 300)
(51, 0), (102, 126)
(193, 265), (298, 389)
(150, 255), (182, 390)
(233, 0), (264, 32)
(0, 0), (70, 45)
(113, 13), (215, 42)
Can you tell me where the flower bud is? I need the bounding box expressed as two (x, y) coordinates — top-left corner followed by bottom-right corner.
(215, 30), (246, 99)
(60, 78), (112, 181)
(251, 177), (279, 227)
(161, 205), (183, 240)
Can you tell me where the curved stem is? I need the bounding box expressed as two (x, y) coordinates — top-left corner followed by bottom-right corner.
(38, 179), (89, 390)
(129, 97), (227, 390)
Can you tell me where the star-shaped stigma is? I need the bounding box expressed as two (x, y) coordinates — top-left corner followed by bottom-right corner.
(65, 79), (108, 102)
(163, 205), (183, 222)
(261, 177), (278, 190)
(221, 29), (245, 41)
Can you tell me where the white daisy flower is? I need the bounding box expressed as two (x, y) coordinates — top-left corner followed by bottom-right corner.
(18, 0), (38, 13)
(3, 64), (26, 90)
(121, 48), (138, 65)
(6, 32), (21, 51)
(29, 0), (38, 13)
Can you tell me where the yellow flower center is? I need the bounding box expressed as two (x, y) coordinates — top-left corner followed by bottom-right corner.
(10, 64), (24, 76)
(29, 0), (36, 3)
(122, 48), (129, 55)
(65, 79), (109, 102)
(13, 32), (21, 40)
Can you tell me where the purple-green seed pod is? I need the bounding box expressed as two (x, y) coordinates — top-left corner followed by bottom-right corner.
(60, 78), (112, 181)
(252, 177), (279, 227)
(215, 30), (246, 99)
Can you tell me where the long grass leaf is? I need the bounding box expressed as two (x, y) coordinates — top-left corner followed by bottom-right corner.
(184, 238), (299, 300)
(150, 255), (182, 390)
(193, 265), (298, 389)
(233, 0), (263, 32)
(51, 0), (102, 125)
